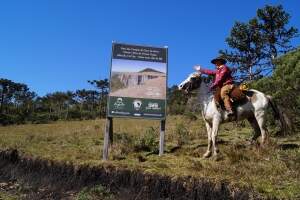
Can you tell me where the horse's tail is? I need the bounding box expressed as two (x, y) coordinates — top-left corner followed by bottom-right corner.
(267, 95), (292, 135)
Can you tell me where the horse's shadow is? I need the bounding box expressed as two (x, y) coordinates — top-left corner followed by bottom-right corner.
(192, 140), (230, 150)
(278, 143), (299, 150)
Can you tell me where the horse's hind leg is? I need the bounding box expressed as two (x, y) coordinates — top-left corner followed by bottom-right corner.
(203, 121), (212, 158)
(255, 110), (269, 145)
(247, 116), (261, 143)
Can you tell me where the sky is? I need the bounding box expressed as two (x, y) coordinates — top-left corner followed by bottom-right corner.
(112, 59), (166, 73)
(0, 0), (299, 96)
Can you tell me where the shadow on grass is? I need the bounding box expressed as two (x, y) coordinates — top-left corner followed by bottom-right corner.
(278, 143), (299, 150)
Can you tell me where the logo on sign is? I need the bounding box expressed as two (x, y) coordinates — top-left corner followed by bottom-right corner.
(133, 100), (142, 110)
(146, 102), (161, 110)
(114, 98), (125, 109)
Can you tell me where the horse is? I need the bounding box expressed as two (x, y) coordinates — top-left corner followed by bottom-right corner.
(178, 72), (291, 158)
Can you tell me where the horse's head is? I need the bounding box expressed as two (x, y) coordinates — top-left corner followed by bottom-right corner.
(178, 72), (202, 93)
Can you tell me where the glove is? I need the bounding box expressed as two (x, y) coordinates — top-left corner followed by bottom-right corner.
(193, 65), (201, 71)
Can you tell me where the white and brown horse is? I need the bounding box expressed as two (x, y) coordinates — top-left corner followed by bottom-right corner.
(178, 72), (290, 158)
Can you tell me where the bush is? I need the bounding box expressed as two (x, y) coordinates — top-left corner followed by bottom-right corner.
(134, 127), (159, 152)
(67, 109), (82, 120)
(0, 114), (15, 125)
(184, 112), (198, 121)
(30, 113), (51, 124)
(80, 111), (97, 120)
(174, 123), (190, 146)
(112, 132), (134, 157)
(77, 185), (115, 200)
(167, 86), (189, 115)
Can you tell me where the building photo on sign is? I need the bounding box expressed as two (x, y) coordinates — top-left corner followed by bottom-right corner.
(107, 43), (167, 119)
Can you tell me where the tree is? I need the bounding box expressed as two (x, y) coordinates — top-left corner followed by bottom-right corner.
(257, 5), (299, 63)
(221, 5), (298, 81)
(0, 78), (110, 125)
(0, 79), (16, 114)
(88, 79), (109, 117)
(252, 48), (300, 134)
(0, 78), (36, 124)
(220, 19), (265, 81)
(167, 85), (188, 115)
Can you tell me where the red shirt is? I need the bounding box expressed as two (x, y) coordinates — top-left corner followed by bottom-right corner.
(200, 65), (233, 88)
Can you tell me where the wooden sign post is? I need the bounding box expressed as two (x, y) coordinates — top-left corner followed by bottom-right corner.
(102, 117), (113, 160)
(159, 120), (166, 156)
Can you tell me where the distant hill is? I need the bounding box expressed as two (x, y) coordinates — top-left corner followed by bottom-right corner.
(139, 68), (164, 73)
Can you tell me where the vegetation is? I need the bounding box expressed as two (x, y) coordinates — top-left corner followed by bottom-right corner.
(252, 48), (300, 131)
(0, 79), (109, 125)
(77, 185), (115, 200)
(0, 178), (116, 199)
(167, 85), (188, 115)
(0, 192), (18, 200)
(0, 117), (299, 199)
(220, 5), (298, 81)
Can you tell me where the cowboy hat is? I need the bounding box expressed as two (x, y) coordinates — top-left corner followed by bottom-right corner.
(211, 56), (227, 65)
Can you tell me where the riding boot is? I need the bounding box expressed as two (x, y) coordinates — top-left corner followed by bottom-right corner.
(223, 97), (234, 116)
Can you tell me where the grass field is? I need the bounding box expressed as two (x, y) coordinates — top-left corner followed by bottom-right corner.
(0, 116), (299, 199)
(0, 192), (18, 200)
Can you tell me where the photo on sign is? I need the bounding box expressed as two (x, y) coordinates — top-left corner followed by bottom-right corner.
(109, 59), (166, 100)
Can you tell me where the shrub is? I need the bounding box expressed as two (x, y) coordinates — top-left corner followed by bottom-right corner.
(77, 185), (115, 200)
(183, 111), (198, 121)
(174, 123), (190, 146)
(67, 109), (82, 120)
(252, 48), (300, 133)
(111, 132), (134, 159)
(134, 127), (159, 152)
(30, 113), (51, 124)
(0, 113), (27, 125)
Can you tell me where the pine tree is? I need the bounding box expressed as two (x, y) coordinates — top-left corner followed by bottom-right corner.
(220, 5), (298, 81)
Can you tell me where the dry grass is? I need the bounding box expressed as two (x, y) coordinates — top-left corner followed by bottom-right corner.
(0, 192), (18, 200)
(0, 116), (299, 199)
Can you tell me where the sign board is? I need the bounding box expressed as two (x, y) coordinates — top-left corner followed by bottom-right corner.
(107, 42), (168, 119)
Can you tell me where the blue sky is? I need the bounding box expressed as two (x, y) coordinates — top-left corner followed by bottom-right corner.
(0, 0), (299, 96)
(112, 59), (166, 73)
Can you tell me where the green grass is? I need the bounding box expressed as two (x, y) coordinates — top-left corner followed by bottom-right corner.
(0, 192), (18, 200)
(76, 185), (115, 200)
(0, 116), (299, 199)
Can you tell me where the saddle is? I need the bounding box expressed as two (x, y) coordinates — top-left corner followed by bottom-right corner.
(214, 84), (250, 110)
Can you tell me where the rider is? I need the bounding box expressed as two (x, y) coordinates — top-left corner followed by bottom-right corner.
(194, 56), (234, 116)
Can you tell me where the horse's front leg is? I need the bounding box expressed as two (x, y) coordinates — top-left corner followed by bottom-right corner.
(203, 121), (212, 158)
(211, 117), (221, 157)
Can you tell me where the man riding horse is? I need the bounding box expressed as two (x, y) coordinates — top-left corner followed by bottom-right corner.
(194, 56), (234, 116)
(178, 58), (290, 158)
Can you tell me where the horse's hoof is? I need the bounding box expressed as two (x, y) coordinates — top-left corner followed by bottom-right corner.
(202, 151), (212, 158)
(213, 153), (222, 161)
